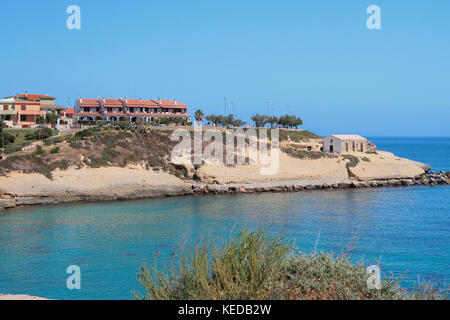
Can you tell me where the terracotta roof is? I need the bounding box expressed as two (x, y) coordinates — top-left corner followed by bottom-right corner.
(76, 97), (188, 110)
(78, 98), (100, 106)
(159, 100), (187, 108)
(15, 94), (54, 100)
(123, 99), (157, 106)
(103, 99), (123, 106)
(60, 108), (75, 115)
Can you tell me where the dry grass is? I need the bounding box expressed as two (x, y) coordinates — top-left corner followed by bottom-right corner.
(134, 228), (447, 300)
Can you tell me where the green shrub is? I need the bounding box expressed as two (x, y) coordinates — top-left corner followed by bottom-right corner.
(50, 146), (60, 154)
(343, 154), (360, 169)
(33, 145), (45, 155)
(73, 128), (94, 140)
(44, 134), (73, 146)
(135, 228), (447, 300)
(135, 228), (291, 300)
(0, 132), (15, 145)
(25, 128), (55, 140)
(4, 141), (32, 154)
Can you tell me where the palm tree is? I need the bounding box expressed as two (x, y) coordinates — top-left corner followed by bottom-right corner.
(194, 109), (204, 126)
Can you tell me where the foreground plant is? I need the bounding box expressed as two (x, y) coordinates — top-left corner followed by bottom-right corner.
(135, 228), (447, 300)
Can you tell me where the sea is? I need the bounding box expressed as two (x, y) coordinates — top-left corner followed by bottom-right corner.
(0, 137), (448, 299)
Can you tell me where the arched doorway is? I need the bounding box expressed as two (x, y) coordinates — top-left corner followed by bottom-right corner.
(330, 145), (334, 153)
(360, 142), (364, 152)
(346, 143), (349, 152)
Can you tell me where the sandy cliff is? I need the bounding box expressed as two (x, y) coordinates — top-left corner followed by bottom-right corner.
(0, 167), (192, 209)
(196, 150), (428, 184)
(349, 151), (428, 181)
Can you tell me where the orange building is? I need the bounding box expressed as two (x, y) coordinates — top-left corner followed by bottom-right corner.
(13, 100), (42, 128)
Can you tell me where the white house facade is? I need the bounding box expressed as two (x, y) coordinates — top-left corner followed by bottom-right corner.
(323, 134), (369, 153)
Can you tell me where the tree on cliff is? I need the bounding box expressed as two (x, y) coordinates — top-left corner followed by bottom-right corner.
(194, 109), (204, 124)
(251, 114), (268, 128)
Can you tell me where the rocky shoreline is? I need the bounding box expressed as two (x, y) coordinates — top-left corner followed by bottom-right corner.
(190, 171), (450, 195)
(0, 171), (448, 212)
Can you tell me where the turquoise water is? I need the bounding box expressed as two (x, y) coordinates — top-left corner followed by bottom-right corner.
(0, 137), (449, 299)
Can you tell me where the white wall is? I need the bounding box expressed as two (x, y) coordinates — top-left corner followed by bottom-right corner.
(323, 136), (342, 153)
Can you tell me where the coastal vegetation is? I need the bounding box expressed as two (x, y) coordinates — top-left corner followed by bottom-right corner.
(135, 228), (446, 300)
(204, 114), (246, 127)
(251, 114), (303, 129)
(343, 154), (360, 169)
(279, 129), (321, 141)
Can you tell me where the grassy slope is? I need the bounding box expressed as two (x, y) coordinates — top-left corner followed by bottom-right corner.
(0, 126), (326, 178)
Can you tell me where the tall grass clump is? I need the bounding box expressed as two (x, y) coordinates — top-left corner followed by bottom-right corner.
(135, 228), (447, 300)
(135, 228), (291, 300)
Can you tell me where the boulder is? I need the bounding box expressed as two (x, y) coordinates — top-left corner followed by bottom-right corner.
(0, 198), (16, 208)
(237, 186), (247, 193)
(401, 179), (414, 186)
(359, 181), (369, 188)
(338, 182), (351, 189)
(388, 179), (401, 186)
(350, 181), (360, 188)
(378, 180), (388, 187)
(270, 186), (285, 192)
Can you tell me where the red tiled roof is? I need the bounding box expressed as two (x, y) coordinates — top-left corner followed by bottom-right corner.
(123, 99), (156, 106)
(61, 108), (75, 115)
(122, 99), (187, 108)
(103, 99), (123, 106)
(76, 97), (188, 110)
(16, 94), (54, 100)
(78, 98), (100, 106)
(159, 100), (187, 108)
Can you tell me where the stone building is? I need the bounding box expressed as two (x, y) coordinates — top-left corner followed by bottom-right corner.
(323, 134), (371, 153)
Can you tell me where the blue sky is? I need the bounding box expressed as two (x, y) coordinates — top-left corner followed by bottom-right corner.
(1, 0), (449, 136)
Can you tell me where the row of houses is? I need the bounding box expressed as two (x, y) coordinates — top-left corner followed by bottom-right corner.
(74, 98), (189, 123)
(0, 93), (190, 129)
(0, 93), (73, 128)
